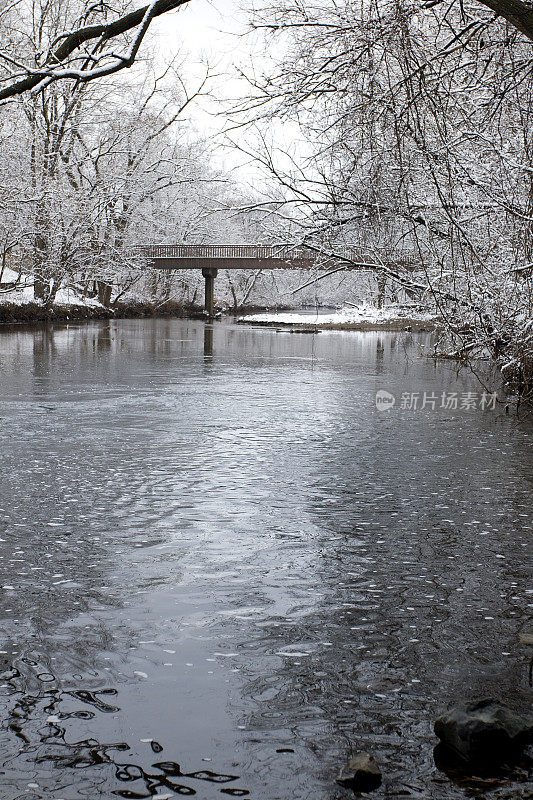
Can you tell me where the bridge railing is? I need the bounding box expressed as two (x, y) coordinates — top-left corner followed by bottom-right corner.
(132, 244), (420, 269)
(134, 244), (321, 260)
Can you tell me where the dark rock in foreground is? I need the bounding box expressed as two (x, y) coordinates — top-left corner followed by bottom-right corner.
(337, 752), (382, 793)
(434, 699), (533, 765)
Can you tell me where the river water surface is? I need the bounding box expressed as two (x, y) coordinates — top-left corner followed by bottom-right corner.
(0, 319), (531, 800)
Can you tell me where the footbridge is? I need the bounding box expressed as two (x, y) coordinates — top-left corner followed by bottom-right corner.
(135, 244), (420, 317)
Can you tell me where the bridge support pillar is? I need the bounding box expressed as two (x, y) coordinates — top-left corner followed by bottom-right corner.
(202, 267), (218, 319)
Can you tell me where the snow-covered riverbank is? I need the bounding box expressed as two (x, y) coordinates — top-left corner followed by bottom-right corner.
(0, 267), (199, 323)
(0, 267), (436, 330)
(0, 267), (104, 309)
(238, 303), (437, 331)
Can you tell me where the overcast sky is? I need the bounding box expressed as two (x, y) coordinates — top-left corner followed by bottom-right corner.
(150, 0), (262, 179)
(148, 0), (310, 201)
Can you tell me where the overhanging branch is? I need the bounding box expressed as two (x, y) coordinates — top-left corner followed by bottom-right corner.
(0, 0), (190, 101)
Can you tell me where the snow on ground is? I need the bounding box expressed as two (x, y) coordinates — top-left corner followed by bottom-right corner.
(0, 267), (104, 308)
(0, 267), (35, 304)
(52, 287), (104, 308)
(239, 303), (436, 327)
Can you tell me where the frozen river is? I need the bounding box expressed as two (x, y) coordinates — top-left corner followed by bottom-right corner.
(0, 319), (531, 799)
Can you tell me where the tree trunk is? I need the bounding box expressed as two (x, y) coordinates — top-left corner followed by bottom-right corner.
(97, 281), (113, 306)
(377, 274), (386, 309)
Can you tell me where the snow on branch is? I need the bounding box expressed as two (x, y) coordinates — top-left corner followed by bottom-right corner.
(0, 0), (190, 103)
(423, 0), (533, 42)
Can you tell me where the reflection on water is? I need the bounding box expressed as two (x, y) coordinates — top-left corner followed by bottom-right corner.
(0, 319), (531, 799)
(204, 325), (214, 358)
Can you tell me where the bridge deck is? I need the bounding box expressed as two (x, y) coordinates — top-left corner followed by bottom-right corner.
(135, 244), (419, 271)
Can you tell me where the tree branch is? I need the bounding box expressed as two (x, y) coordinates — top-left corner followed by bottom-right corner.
(0, 0), (190, 101)
(425, 0), (533, 41)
